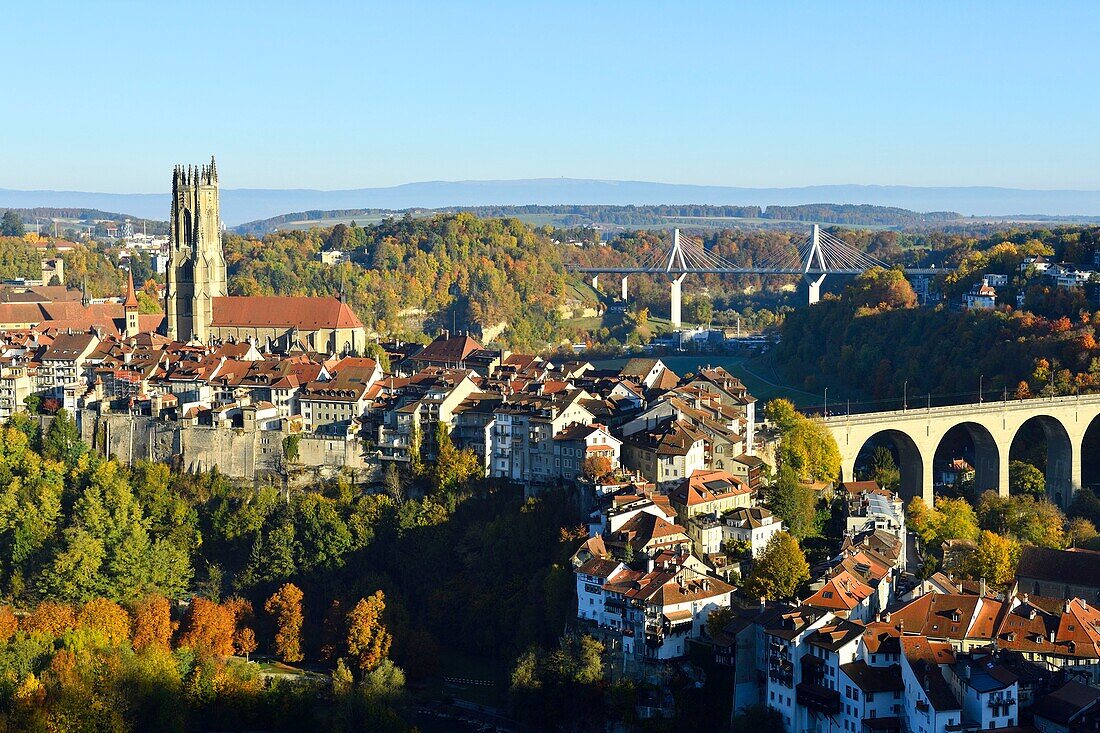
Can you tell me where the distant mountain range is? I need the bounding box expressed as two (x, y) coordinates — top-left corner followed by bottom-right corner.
(4, 179), (1100, 226)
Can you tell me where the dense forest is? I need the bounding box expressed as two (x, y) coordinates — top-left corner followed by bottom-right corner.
(233, 203), (968, 236)
(0, 411), (585, 730)
(224, 214), (567, 349)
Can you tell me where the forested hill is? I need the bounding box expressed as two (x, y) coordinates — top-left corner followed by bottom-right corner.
(772, 225), (1100, 405)
(233, 203), (963, 235)
(224, 213), (567, 349)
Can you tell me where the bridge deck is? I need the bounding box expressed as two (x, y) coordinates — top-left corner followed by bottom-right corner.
(820, 393), (1100, 426)
(568, 266), (948, 275)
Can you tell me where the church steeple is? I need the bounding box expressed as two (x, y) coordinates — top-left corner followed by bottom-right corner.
(165, 156), (226, 343)
(124, 269), (140, 338)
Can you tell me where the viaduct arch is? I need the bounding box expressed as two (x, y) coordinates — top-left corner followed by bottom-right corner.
(823, 394), (1100, 508)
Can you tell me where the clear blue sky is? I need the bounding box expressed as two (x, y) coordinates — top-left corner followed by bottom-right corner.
(3, 1), (1098, 192)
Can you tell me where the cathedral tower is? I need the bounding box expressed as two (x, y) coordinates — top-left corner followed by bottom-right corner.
(165, 157), (226, 343)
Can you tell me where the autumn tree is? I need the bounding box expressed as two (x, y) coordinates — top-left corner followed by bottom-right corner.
(0, 606), (17, 643)
(235, 627), (257, 662)
(967, 530), (1020, 587)
(225, 595), (257, 660)
(346, 591), (392, 673)
(582, 455), (612, 482)
(741, 532), (810, 600)
(431, 422), (483, 494)
(1069, 517), (1099, 548)
(265, 583), (304, 663)
(22, 601), (76, 638)
(131, 595), (174, 650)
(767, 401), (840, 484)
(178, 597), (234, 657)
(77, 597), (132, 646)
(846, 267), (917, 311)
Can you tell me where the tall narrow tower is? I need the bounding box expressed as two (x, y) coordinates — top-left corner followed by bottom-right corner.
(165, 157), (226, 343)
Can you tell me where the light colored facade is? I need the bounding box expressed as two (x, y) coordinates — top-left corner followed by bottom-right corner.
(622, 419), (707, 491)
(0, 366), (32, 421)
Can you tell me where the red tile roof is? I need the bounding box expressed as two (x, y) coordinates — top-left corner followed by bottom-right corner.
(211, 296), (362, 330)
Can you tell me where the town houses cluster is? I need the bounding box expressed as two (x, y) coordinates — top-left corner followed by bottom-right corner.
(0, 161), (763, 490)
(571, 458), (1100, 732)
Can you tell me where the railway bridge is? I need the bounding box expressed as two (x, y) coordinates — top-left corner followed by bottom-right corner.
(822, 394), (1100, 507)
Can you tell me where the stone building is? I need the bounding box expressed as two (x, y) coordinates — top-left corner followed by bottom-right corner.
(163, 158), (366, 352)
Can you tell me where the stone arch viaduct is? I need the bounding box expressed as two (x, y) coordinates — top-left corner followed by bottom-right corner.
(822, 394), (1100, 508)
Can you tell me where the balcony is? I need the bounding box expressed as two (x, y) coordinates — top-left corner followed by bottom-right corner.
(796, 682), (841, 715)
(987, 695), (1016, 707)
(768, 669), (793, 687)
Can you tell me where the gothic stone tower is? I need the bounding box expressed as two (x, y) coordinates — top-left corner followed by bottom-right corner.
(165, 157), (226, 343)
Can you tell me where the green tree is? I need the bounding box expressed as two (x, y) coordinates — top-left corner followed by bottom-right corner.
(0, 211), (24, 237)
(282, 434), (301, 463)
(1009, 460), (1046, 500)
(741, 532), (809, 599)
(42, 409), (83, 464)
(869, 446), (900, 492)
(764, 465), (818, 540)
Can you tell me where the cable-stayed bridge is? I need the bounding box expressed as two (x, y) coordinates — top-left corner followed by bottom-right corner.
(566, 225), (950, 326)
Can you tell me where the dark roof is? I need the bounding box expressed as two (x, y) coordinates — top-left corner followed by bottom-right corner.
(840, 661), (902, 693)
(412, 333), (484, 364)
(1031, 681), (1100, 725)
(1017, 546), (1100, 588)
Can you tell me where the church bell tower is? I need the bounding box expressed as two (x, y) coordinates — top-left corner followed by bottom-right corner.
(165, 156), (226, 343)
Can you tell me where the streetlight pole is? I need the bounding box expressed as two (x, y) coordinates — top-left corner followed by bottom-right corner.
(903, 380), (908, 412)
(824, 387), (828, 418)
(979, 374), (984, 404)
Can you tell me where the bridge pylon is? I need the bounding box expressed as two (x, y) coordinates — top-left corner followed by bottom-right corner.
(668, 230), (688, 328)
(803, 224), (827, 305)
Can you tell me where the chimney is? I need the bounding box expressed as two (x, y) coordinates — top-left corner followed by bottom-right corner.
(760, 596), (766, 613)
(980, 577), (987, 598)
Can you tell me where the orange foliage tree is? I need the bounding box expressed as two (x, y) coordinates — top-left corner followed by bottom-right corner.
(178, 597), (234, 657)
(131, 595), (175, 650)
(225, 596), (257, 661)
(0, 606), (17, 643)
(264, 583), (304, 663)
(22, 602), (76, 638)
(346, 591), (392, 673)
(77, 598), (132, 646)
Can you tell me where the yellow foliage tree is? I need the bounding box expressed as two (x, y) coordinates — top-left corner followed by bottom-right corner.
(346, 591), (392, 673)
(265, 583), (304, 663)
(77, 598), (132, 647)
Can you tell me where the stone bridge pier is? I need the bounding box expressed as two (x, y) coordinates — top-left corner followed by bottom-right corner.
(826, 395), (1097, 508)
